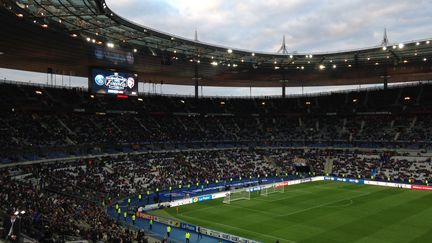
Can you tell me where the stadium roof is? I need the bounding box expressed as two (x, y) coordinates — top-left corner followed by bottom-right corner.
(0, 0), (432, 87)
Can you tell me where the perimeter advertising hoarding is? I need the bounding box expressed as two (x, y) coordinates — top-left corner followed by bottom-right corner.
(90, 68), (138, 96)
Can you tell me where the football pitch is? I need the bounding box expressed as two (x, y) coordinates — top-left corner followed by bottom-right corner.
(153, 181), (432, 243)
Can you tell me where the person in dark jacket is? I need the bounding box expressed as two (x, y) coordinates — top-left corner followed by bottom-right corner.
(3, 211), (20, 242)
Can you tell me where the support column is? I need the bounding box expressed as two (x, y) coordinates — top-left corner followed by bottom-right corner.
(281, 70), (287, 98)
(383, 75), (388, 90)
(282, 82), (286, 98)
(194, 63), (199, 99)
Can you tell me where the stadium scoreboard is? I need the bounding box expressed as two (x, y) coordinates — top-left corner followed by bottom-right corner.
(89, 68), (138, 96)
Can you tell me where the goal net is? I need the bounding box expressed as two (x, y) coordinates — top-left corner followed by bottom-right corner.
(223, 188), (250, 204)
(261, 185), (284, 196)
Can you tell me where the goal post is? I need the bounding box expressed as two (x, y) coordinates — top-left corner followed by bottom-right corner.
(223, 188), (250, 204)
(261, 184), (284, 196)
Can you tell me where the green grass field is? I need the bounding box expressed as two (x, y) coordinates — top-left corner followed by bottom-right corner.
(153, 181), (432, 243)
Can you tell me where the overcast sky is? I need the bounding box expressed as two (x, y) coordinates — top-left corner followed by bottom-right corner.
(1, 0), (431, 96)
(106, 0), (432, 53)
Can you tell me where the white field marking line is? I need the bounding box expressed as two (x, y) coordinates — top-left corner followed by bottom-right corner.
(278, 191), (372, 217)
(179, 212), (298, 243)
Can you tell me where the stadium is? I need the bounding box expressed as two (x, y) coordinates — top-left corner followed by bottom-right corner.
(1, 0), (432, 242)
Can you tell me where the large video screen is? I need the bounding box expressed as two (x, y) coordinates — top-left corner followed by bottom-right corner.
(90, 68), (138, 96)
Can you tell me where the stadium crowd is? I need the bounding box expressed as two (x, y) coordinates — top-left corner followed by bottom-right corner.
(2, 147), (432, 242)
(1, 82), (432, 242)
(1, 82), (432, 163)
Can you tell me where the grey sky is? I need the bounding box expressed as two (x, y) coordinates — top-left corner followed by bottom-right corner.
(105, 0), (432, 53)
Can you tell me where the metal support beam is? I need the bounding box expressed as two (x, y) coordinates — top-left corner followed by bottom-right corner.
(282, 82), (286, 98)
(281, 70), (287, 98)
(194, 62), (199, 98)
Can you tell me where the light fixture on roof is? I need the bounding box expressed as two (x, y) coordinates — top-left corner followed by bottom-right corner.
(33, 20), (36, 23)
(344, 59), (348, 62)
(367, 57), (370, 61)
(173, 50), (177, 54)
(180, 100), (185, 104)
(403, 60), (408, 63)
(416, 42), (420, 46)
(16, 13), (23, 17)
(251, 52), (255, 56)
(274, 60), (277, 64)
(353, 99), (358, 103)
(211, 61), (218, 66)
(35, 90), (42, 95)
(319, 64), (325, 70)
(423, 58), (428, 61)
(241, 59), (244, 63)
(71, 33), (77, 37)
(332, 64), (337, 69)
(427, 40), (430, 44)
(348, 64), (352, 67)
(301, 66), (304, 70)
(305, 101), (311, 105)
(392, 45), (397, 49)
(261, 102), (266, 105)
(289, 55), (293, 59)
(41, 24), (48, 28)
(274, 66), (280, 70)
(107, 42), (114, 48)
(329, 60), (333, 63)
(92, 39), (96, 43)
(227, 49), (233, 54)
(133, 49), (137, 53)
(404, 96), (411, 101)
(137, 98), (143, 102)
(398, 43), (404, 49)
(414, 53), (418, 56)
(375, 62), (379, 65)
(171, 37), (175, 40)
(197, 60), (201, 64)
(90, 94), (95, 99)
(86, 37), (91, 42)
(220, 101), (225, 105)
(382, 46), (387, 51)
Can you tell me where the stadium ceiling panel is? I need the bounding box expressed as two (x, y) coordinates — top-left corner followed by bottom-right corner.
(0, 0), (432, 87)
